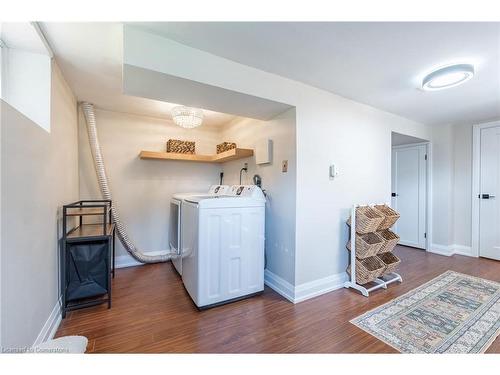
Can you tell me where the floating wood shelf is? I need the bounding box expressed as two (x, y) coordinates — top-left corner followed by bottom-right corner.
(67, 223), (115, 239)
(139, 148), (254, 163)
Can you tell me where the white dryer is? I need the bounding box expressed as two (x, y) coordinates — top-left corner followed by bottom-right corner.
(169, 185), (229, 275)
(181, 185), (266, 309)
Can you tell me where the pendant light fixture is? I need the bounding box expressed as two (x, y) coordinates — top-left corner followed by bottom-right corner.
(171, 106), (204, 129)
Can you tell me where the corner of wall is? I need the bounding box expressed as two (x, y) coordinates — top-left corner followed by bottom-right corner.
(264, 269), (347, 303)
(32, 298), (62, 347)
(1, 59), (79, 348)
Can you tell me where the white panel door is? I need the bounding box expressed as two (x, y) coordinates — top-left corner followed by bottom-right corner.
(479, 126), (500, 260)
(198, 206), (265, 307)
(391, 144), (427, 249)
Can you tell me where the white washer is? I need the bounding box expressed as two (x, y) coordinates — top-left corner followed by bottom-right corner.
(169, 185), (229, 275)
(181, 185), (266, 309)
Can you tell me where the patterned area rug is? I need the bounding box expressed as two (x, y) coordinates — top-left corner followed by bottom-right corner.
(351, 271), (500, 353)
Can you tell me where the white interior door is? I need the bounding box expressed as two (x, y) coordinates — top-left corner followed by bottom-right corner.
(391, 144), (427, 249)
(479, 125), (500, 260)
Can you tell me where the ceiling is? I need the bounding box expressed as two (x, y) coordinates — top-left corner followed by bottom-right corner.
(392, 132), (428, 146)
(40, 23), (238, 127)
(133, 22), (500, 126)
(41, 22), (500, 126)
(1, 22), (49, 55)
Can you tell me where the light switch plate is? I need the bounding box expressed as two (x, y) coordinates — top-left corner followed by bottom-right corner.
(329, 164), (338, 179)
(282, 160), (288, 173)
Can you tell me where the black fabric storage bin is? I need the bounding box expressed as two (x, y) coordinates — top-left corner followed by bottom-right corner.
(66, 241), (109, 302)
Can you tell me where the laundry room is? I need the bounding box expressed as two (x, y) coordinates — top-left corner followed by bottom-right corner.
(78, 104), (297, 282)
(2, 17), (499, 358)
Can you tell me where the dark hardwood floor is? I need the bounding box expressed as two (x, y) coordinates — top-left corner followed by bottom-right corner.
(56, 245), (500, 353)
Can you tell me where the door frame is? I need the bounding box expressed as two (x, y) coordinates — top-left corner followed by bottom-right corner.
(391, 141), (431, 252)
(472, 120), (500, 258)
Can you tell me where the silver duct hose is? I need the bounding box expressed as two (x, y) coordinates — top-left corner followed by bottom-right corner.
(81, 102), (176, 263)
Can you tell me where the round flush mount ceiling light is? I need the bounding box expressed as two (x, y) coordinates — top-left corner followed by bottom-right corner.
(171, 106), (204, 129)
(422, 64), (475, 91)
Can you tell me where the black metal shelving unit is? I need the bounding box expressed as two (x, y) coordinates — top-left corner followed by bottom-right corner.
(61, 200), (115, 318)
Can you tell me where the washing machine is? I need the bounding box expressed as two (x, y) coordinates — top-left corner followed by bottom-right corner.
(169, 185), (229, 275)
(181, 185), (266, 309)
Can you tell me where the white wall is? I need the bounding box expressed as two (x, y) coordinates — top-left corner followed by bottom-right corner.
(429, 122), (477, 254)
(452, 123), (473, 248)
(429, 120), (500, 257)
(435, 121), (499, 254)
(78, 109), (224, 260)
(0, 46), (3, 98)
(1, 63), (78, 348)
(122, 27), (433, 288)
(294, 95), (432, 285)
(391, 127), (472, 255)
(220, 109), (296, 285)
(1, 48), (51, 131)
(430, 124), (455, 248)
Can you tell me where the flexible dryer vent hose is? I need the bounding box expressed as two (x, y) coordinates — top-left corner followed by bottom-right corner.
(81, 102), (175, 263)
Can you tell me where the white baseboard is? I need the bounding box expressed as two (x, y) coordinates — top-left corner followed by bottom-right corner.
(264, 269), (295, 303)
(115, 254), (143, 268)
(452, 244), (474, 257)
(33, 298), (62, 347)
(264, 269), (347, 304)
(429, 243), (454, 256)
(115, 251), (171, 269)
(294, 272), (348, 303)
(429, 243), (475, 258)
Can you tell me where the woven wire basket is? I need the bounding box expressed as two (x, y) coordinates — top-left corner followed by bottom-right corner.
(346, 256), (385, 285)
(216, 142), (237, 154)
(347, 206), (384, 234)
(166, 139), (195, 154)
(377, 229), (400, 254)
(374, 204), (400, 230)
(377, 252), (401, 274)
(346, 232), (384, 259)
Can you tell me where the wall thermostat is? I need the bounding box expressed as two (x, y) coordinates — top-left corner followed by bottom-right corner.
(256, 139), (272, 165)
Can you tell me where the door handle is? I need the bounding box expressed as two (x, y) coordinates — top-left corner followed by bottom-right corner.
(480, 194), (496, 199)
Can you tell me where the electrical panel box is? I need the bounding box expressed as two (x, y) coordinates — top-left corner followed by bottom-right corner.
(255, 139), (272, 165)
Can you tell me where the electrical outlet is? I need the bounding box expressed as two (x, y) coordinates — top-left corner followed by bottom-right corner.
(282, 160), (288, 173)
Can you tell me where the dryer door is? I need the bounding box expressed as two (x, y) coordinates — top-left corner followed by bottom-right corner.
(170, 199), (182, 275)
(169, 199), (181, 254)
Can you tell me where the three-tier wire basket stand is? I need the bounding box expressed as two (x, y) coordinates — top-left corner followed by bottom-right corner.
(344, 203), (402, 297)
